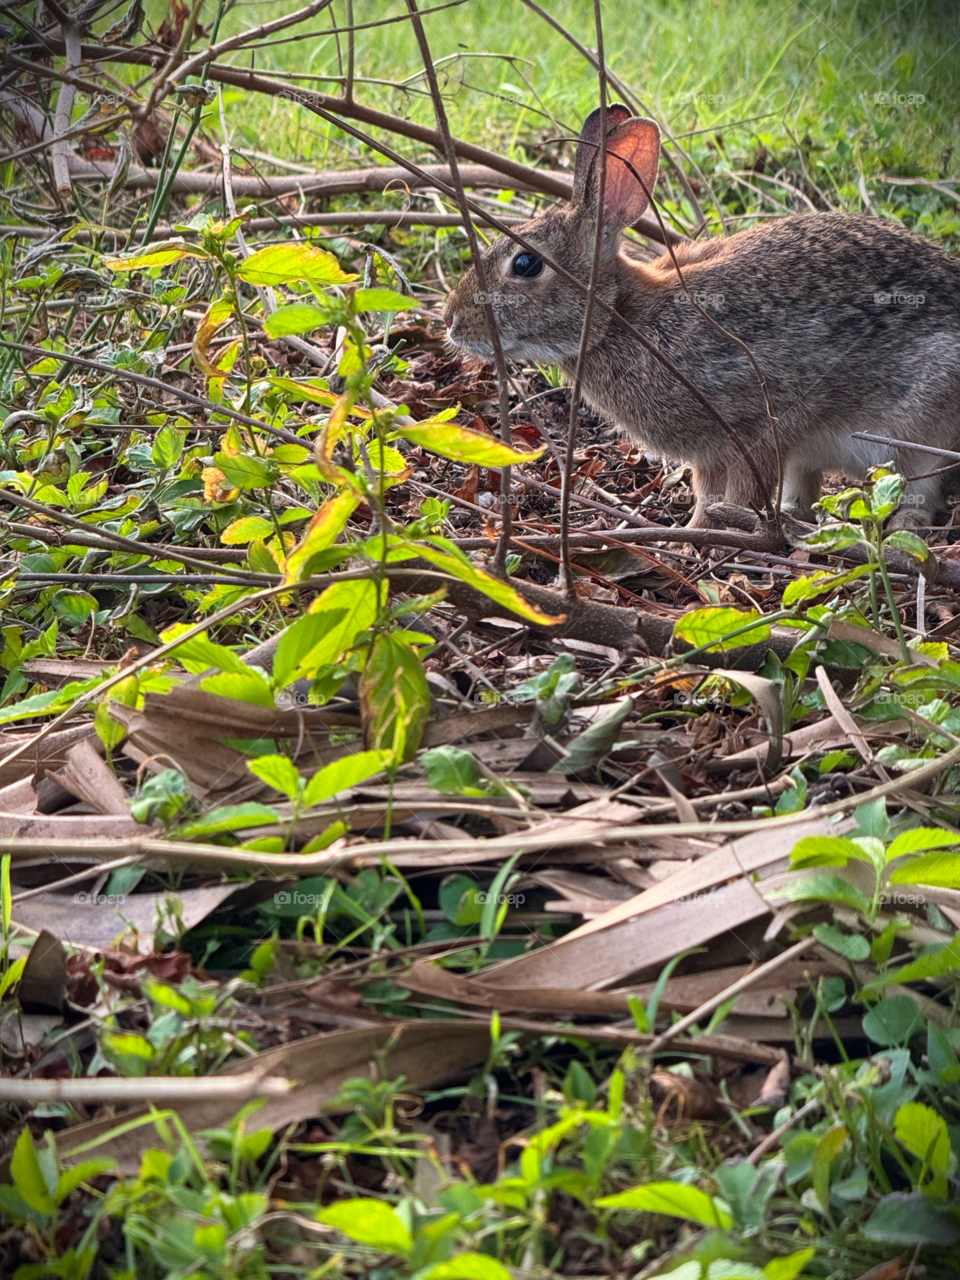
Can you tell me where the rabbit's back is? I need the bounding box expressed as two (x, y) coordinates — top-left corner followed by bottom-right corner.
(583, 213), (960, 466)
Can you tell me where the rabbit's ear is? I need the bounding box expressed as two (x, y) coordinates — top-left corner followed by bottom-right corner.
(573, 102), (633, 201)
(584, 116), (661, 241)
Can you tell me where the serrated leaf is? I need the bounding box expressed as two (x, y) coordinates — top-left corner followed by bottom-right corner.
(247, 753), (302, 802)
(864, 933), (960, 990)
(765, 874), (872, 914)
(782, 565), (872, 606)
(221, 516), (275, 545)
(239, 243), (355, 287)
(264, 302), (330, 338)
(886, 828), (960, 860)
(214, 451), (276, 491)
(282, 492), (359, 585)
(317, 1198), (412, 1255)
(200, 671), (276, 708)
(864, 1192), (960, 1245)
(790, 835), (865, 868)
(889, 851), (960, 888)
(302, 750), (391, 806)
(673, 606), (770, 653)
(358, 631), (430, 763)
(159, 625), (250, 675)
(395, 420), (545, 467)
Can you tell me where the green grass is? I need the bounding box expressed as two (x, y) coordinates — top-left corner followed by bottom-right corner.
(164, 0), (960, 238)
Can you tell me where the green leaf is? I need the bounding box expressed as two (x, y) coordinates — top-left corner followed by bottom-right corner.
(317, 1198), (412, 1255)
(272, 610), (347, 688)
(101, 1030), (155, 1075)
(418, 1255), (512, 1280)
(864, 1192), (960, 1245)
(301, 750), (391, 806)
(395, 420), (545, 467)
(789, 835), (865, 869)
(764, 1248), (816, 1280)
(54, 1158), (116, 1205)
(862, 996), (923, 1045)
(765, 874), (872, 914)
(177, 802), (281, 839)
(282, 492), (359, 585)
(201, 671), (276, 708)
(812, 923), (870, 961)
(215, 451), (276, 491)
(422, 745), (484, 795)
(865, 934), (960, 989)
(673, 606), (770, 653)
(52, 589), (99, 630)
(264, 302), (330, 338)
(889, 851), (960, 888)
(247, 753), (302, 803)
(354, 287), (414, 312)
(887, 828), (960, 860)
(152, 424), (186, 470)
(439, 874), (484, 926)
(596, 1181), (732, 1229)
(239, 243), (355, 287)
(292, 579), (380, 677)
(782, 566), (872, 606)
(10, 1129), (55, 1217)
(550, 697), (633, 774)
(221, 516), (275, 545)
(886, 529), (933, 565)
(812, 1123), (847, 1210)
(895, 1101), (951, 1175)
(358, 631), (431, 763)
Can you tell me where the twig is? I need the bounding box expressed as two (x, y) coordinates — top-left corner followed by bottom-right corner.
(403, 0), (515, 574)
(646, 937), (814, 1052)
(0, 1074), (292, 1102)
(747, 1097), (821, 1164)
(50, 6), (82, 200)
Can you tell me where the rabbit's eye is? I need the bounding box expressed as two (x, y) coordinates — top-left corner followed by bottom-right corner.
(510, 252), (543, 278)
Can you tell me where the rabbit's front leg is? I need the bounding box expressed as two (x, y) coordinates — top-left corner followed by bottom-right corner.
(687, 463), (729, 528)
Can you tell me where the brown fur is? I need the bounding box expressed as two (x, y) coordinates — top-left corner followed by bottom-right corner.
(444, 109), (960, 528)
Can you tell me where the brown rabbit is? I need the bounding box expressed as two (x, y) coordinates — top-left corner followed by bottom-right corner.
(444, 106), (960, 529)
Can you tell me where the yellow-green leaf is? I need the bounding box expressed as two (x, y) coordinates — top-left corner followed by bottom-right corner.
(238, 243), (356, 287)
(354, 287), (413, 312)
(318, 1197), (412, 1255)
(221, 516), (275, 545)
(596, 1181), (731, 1229)
(264, 302), (330, 339)
(102, 238), (208, 270)
(673, 606), (771, 652)
(402, 539), (563, 626)
(359, 631), (430, 762)
(10, 1129), (55, 1217)
(396, 420), (545, 467)
(282, 492), (359, 585)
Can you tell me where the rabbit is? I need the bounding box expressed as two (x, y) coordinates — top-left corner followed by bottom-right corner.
(443, 105), (960, 530)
